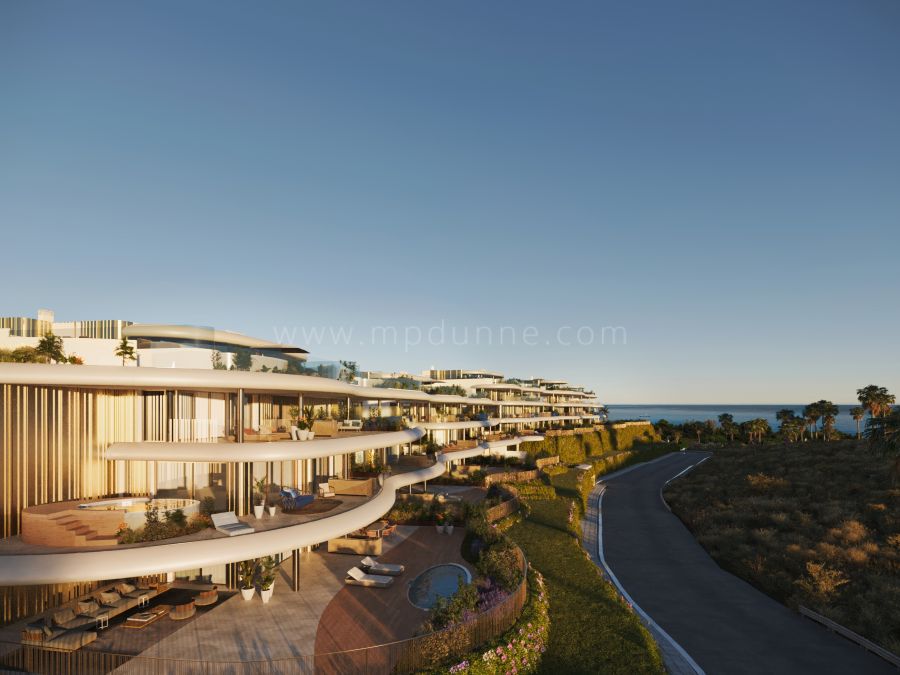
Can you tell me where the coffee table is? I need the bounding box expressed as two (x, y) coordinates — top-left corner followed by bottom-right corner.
(123, 604), (171, 629)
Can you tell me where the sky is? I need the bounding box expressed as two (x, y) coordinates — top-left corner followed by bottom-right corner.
(1, 1), (898, 404)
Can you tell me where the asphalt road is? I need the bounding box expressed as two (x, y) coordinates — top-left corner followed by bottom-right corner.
(600, 451), (895, 675)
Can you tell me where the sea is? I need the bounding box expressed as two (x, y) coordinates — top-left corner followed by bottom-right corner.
(605, 404), (860, 435)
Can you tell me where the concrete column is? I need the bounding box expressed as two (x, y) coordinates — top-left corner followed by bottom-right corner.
(292, 549), (301, 592)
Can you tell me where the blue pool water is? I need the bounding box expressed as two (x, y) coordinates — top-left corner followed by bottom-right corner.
(408, 564), (471, 609)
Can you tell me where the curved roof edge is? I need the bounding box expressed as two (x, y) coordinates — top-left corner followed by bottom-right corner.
(124, 324), (308, 357)
(0, 364), (497, 406)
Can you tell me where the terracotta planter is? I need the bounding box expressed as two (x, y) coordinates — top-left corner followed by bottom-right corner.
(240, 587), (255, 602)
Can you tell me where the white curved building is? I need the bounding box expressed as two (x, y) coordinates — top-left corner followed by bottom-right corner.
(0, 356), (601, 624)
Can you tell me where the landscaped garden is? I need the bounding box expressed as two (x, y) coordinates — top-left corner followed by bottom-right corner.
(665, 441), (900, 654)
(505, 479), (665, 674)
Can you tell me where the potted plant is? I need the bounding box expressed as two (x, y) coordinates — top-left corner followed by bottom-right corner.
(267, 499), (277, 517)
(253, 476), (268, 519)
(435, 511), (445, 534)
(444, 514), (454, 535)
(239, 559), (256, 601)
(258, 556), (277, 604)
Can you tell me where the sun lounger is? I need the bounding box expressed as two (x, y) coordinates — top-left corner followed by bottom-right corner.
(211, 512), (254, 537)
(345, 566), (393, 588)
(360, 556), (405, 576)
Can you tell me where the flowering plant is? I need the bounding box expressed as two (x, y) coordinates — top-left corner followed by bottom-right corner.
(441, 566), (550, 675)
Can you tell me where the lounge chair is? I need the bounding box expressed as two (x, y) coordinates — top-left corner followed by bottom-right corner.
(360, 556), (405, 576)
(21, 623), (97, 651)
(281, 487), (315, 511)
(345, 566), (393, 588)
(211, 512), (255, 537)
(170, 601), (196, 621)
(318, 482), (336, 498)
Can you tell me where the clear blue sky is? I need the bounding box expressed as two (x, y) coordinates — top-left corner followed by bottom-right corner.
(2, 1), (898, 403)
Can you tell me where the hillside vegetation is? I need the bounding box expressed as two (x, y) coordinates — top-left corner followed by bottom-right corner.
(521, 423), (659, 465)
(665, 442), (900, 654)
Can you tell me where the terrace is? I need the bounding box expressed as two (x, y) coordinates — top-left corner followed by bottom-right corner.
(0, 495), (526, 674)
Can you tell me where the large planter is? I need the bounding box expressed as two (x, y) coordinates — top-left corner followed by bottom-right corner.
(253, 505), (264, 519)
(435, 525), (444, 534)
(240, 587), (255, 602)
(267, 505), (277, 517)
(444, 524), (454, 535)
(260, 587), (274, 604)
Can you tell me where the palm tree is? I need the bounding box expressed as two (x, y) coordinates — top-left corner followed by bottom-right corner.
(802, 402), (821, 439)
(114, 336), (136, 366)
(718, 413), (737, 443)
(35, 332), (65, 364)
(817, 401), (839, 441)
(776, 408), (796, 425)
(865, 408), (900, 483)
(850, 406), (865, 440)
(857, 385), (896, 419)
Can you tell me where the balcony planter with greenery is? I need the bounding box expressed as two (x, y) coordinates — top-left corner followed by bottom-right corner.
(258, 556), (277, 604)
(253, 476), (267, 519)
(239, 559), (256, 601)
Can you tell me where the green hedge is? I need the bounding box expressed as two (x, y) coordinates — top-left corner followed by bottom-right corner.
(520, 424), (659, 465)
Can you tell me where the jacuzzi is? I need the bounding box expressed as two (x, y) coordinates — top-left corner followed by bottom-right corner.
(78, 497), (200, 528)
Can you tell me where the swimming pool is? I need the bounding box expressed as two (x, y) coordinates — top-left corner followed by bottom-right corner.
(408, 563), (472, 609)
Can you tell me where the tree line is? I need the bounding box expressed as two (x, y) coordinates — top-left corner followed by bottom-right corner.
(654, 384), (896, 448)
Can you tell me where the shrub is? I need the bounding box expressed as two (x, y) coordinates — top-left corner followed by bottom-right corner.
(199, 496), (217, 517)
(796, 562), (850, 602)
(426, 582), (480, 631)
(165, 508), (187, 528)
(478, 541), (523, 592)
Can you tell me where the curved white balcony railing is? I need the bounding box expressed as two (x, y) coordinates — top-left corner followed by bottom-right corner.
(419, 420), (490, 431)
(0, 363), (497, 407)
(106, 428), (425, 462)
(0, 446), (479, 586)
(487, 415), (595, 425)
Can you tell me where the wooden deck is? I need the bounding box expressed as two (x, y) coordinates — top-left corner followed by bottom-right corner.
(314, 526), (472, 654)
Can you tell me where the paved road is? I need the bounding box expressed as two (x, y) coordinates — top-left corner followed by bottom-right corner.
(600, 451), (894, 675)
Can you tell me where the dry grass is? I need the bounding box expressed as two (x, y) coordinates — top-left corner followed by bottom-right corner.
(665, 441), (900, 654)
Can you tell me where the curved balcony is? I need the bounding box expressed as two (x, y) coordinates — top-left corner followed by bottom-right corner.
(418, 420), (490, 431)
(0, 446), (477, 586)
(106, 428), (425, 462)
